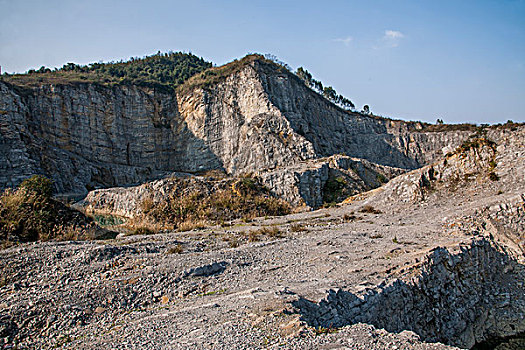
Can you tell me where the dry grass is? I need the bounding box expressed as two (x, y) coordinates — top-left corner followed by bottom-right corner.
(166, 244), (184, 254)
(0, 175), (108, 243)
(290, 223), (307, 232)
(359, 205), (382, 214)
(177, 220), (208, 232)
(128, 226), (157, 236)
(139, 175), (290, 231)
(177, 54), (282, 95)
(342, 213), (357, 222)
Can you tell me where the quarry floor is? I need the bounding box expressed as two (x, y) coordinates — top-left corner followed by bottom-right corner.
(2, 174), (523, 349)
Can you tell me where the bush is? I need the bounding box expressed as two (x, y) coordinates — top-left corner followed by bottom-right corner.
(359, 205), (382, 214)
(0, 175), (106, 243)
(247, 226), (283, 240)
(19, 175), (53, 197)
(166, 244), (184, 254)
(290, 223), (307, 232)
(488, 172), (500, 181)
(0, 176), (56, 242)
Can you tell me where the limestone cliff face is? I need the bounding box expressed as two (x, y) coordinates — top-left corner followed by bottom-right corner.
(0, 59), (486, 196)
(0, 81), (220, 195)
(178, 64), (316, 175)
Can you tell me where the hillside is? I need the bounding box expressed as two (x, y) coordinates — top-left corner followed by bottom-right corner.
(2, 52), (212, 91)
(0, 52), (524, 349)
(1, 53), (507, 199)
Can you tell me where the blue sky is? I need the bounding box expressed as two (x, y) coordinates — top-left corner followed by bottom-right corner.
(1, 0), (524, 124)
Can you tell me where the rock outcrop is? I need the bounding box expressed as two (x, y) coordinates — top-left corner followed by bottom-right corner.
(0, 58), (480, 197)
(356, 126), (525, 206)
(81, 155), (405, 214)
(293, 239), (525, 349)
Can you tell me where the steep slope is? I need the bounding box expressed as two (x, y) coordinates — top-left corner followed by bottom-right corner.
(0, 55), (503, 197)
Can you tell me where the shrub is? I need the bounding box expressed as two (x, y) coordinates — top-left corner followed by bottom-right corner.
(19, 175), (53, 197)
(456, 138), (496, 155)
(247, 226), (283, 240)
(166, 244), (184, 254)
(488, 172), (499, 181)
(323, 174), (349, 204)
(290, 223), (307, 232)
(0, 176), (56, 242)
(342, 214), (357, 222)
(144, 175), (290, 229)
(0, 175), (106, 243)
(359, 205), (382, 214)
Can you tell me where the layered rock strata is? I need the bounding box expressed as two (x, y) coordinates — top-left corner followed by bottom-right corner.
(0, 59), (478, 197)
(293, 239), (525, 349)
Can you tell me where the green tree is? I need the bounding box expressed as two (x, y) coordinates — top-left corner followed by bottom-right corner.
(323, 86), (337, 102)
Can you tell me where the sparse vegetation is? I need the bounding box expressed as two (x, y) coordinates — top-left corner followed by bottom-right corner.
(456, 137), (496, 155)
(488, 172), (500, 181)
(129, 226), (157, 236)
(245, 226), (283, 241)
(295, 67), (355, 110)
(177, 54), (286, 95)
(0, 175), (106, 243)
(4, 51), (212, 91)
(312, 325), (339, 335)
(166, 244), (184, 254)
(140, 175), (290, 231)
(359, 205), (382, 214)
(290, 223), (307, 232)
(421, 123), (479, 133)
(323, 174), (349, 205)
(342, 214), (357, 222)
(376, 173), (388, 184)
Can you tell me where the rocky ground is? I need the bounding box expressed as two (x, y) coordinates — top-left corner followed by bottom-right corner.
(1, 130), (524, 349)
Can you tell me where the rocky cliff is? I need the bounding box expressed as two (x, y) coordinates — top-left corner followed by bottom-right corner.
(0, 57), (498, 197)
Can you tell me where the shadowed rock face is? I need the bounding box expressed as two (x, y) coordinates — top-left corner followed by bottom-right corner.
(292, 239), (525, 349)
(0, 59), (481, 196)
(0, 82), (222, 196)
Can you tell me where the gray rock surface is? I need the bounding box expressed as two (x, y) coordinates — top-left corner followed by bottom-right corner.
(0, 60), (483, 197)
(0, 121), (523, 349)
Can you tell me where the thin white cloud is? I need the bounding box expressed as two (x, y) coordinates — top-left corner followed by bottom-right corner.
(379, 30), (405, 48)
(332, 36), (353, 46)
(384, 30), (404, 40)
